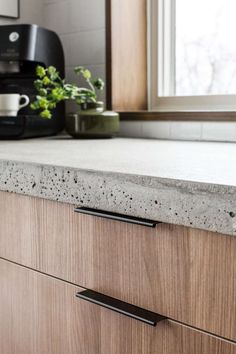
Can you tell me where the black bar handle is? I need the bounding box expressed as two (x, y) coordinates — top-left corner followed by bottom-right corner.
(74, 207), (159, 228)
(76, 290), (167, 327)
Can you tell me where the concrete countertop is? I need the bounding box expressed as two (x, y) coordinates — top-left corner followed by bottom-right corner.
(0, 137), (236, 236)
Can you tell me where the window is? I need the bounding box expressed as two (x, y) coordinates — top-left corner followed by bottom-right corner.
(149, 0), (236, 111)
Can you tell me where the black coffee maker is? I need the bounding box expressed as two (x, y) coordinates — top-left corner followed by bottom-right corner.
(0, 24), (65, 138)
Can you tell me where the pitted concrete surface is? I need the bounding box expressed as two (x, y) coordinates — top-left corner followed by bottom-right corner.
(0, 137), (236, 236)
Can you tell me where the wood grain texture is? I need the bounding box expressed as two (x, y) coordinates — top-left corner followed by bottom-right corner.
(0, 259), (235, 354)
(119, 111), (236, 121)
(106, 0), (147, 111)
(0, 192), (235, 341)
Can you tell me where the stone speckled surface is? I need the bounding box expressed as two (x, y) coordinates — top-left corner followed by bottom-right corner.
(0, 137), (236, 236)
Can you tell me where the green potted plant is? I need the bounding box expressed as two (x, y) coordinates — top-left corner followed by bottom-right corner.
(31, 65), (119, 138)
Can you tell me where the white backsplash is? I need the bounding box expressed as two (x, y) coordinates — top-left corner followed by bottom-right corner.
(119, 121), (236, 142)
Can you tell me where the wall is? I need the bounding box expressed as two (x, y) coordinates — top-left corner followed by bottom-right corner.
(1, 0), (234, 142)
(43, 0), (106, 111)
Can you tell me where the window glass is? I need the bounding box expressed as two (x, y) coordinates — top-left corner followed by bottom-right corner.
(176, 0), (236, 96)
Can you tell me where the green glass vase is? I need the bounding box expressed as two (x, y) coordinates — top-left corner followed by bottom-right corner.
(65, 102), (119, 139)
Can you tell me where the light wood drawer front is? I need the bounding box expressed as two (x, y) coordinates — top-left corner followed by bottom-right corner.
(0, 191), (236, 341)
(0, 259), (235, 354)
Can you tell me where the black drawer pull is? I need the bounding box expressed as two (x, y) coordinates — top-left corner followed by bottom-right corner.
(74, 207), (159, 228)
(76, 290), (166, 326)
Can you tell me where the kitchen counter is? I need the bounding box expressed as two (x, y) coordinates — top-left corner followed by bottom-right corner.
(0, 137), (236, 236)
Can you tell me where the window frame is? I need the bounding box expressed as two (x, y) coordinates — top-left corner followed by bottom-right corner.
(149, 0), (236, 112)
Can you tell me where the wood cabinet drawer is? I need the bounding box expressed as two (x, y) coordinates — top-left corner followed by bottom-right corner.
(0, 259), (235, 354)
(0, 191), (236, 341)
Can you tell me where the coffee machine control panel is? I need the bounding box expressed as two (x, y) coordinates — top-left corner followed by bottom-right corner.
(0, 30), (21, 60)
(0, 25), (36, 62)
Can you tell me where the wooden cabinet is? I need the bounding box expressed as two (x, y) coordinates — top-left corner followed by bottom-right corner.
(0, 259), (235, 354)
(0, 191), (235, 342)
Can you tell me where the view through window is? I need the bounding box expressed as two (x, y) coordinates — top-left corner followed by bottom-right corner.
(150, 0), (236, 110)
(176, 0), (236, 96)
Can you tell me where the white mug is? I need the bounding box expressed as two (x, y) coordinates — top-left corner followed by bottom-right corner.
(0, 94), (30, 117)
